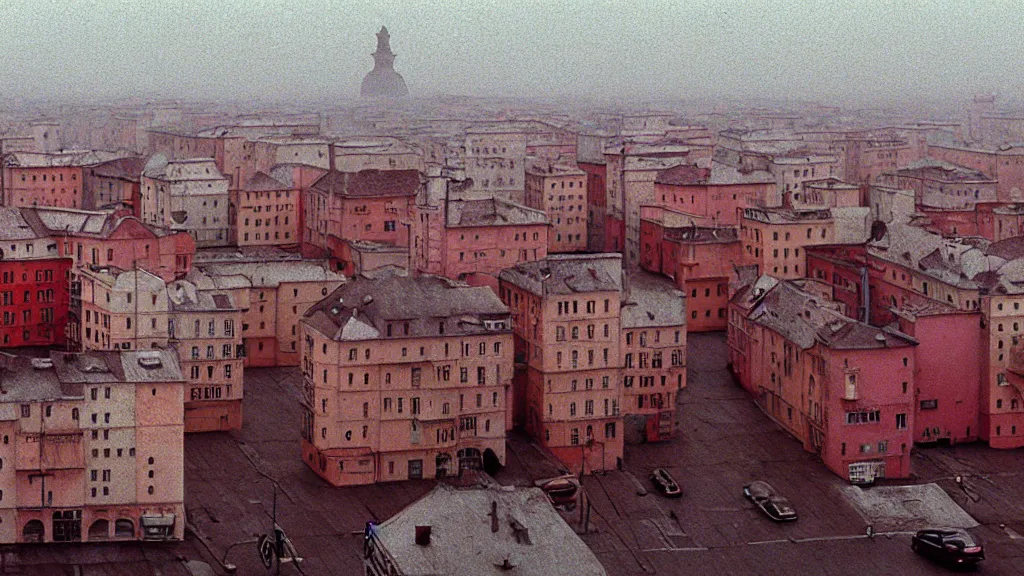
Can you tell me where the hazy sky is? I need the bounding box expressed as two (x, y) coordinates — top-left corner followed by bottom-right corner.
(1, 0), (1019, 104)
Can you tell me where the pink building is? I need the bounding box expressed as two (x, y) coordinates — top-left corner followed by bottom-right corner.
(22, 207), (195, 282)
(237, 172), (300, 248)
(2, 152), (86, 208)
(653, 164), (772, 226)
(895, 305), (981, 444)
(928, 144), (1024, 203)
(412, 172), (548, 291)
(0, 349), (184, 544)
(302, 169), (417, 262)
(639, 205), (742, 332)
(499, 254), (625, 474)
(299, 271), (513, 486)
(729, 279), (917, 483)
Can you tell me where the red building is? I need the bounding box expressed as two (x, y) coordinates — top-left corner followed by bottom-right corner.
(579, 161), (607, 252)
(639, 206), (741, 332)
(729, 278), (917, 483)
(302, 169), (418, 264)
(653, 164), (772, 227)
(0, 210), (72, 350)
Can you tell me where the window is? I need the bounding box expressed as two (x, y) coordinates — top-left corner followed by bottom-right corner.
(896, 413), (907, 430)
(919, 399), (938, 410)
(844, 410), (880, 425)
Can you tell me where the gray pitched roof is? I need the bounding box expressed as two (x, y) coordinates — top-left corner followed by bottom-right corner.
(499, 254), (623, 296)
(375, 484), (606, 576)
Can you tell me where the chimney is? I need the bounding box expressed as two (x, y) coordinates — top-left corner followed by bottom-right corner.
(490, 501), (499, 533)
(415, 525), (431, 546)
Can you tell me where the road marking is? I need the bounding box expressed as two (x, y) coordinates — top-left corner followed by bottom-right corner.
(641, 531), (920, 553)
(640, 546), (710, 552)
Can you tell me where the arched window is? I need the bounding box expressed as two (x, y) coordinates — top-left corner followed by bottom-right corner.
(114, 518), (134, 538)
(88, 519), (110, 541)
(22, 520), (44, 543)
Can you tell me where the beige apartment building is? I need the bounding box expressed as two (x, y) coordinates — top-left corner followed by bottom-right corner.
(140, 157), (230, 247)
(299, 270), (513, 486)
(167, 278), (245, 433)
(75, 267), (170, 352)
(498, 253), (626, 473)
(525, 162), (588, 253)
(73, 266), (245, 433)
(0, 349), (184, 544)
(197, 260), (345, 367)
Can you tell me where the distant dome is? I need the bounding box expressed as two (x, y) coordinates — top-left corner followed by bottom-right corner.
(361, 26), (408, 99)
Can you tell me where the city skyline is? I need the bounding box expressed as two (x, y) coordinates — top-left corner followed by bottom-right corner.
(0, 0), (1020, 105)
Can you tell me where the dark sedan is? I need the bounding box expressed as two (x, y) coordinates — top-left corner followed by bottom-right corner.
(912, 529), (984, 568)
(743, 481), (797, 522)
(649, 468), (682, 498)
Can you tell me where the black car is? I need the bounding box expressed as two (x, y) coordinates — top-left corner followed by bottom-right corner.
(743, 481), (797, 522)
(649, 468), (682, 498)
(912, 529), (984, 568)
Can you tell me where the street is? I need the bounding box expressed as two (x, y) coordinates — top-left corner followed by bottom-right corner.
(568, 332), (1024, 575)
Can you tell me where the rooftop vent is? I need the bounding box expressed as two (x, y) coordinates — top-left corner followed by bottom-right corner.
(30, 358), (53, 370)
(137, 352), (163, 369)
(362, 294), (374, 305)
(875, 333), (887, 343)
(414, 525), (431, 546)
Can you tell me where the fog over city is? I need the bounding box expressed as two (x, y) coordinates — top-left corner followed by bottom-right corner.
(2, 0), (1019, 105)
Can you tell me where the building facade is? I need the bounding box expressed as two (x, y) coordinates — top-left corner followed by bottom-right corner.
(499, 254), (626, 473)
(300, 272), (513, 486)
(0, 350), (184, 544)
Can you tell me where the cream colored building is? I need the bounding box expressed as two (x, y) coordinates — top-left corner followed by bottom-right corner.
(140, 156), (230, 247)
(197, 260), (345, 367)
(0, 349), (184, 544)
(300, 270), (512, 486)
(525, 162), (588, 253)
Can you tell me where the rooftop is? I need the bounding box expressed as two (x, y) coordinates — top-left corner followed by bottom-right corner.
(747, 280), (916, 350)
(303, 270), (510, 342)
(199, 261), (344, 288)
(446, 198), (548, 228)
(499, 254), (623, 296)
(310, 169), (420, 198)
(662, 225), (739, 244)
(243, 172), (290, 192)
(374, 484), (606, 576)
(894, 158), (995, 183)
(654, 165), (711, 186)
(621, 272), (686, 329)
(742, 207), (833, 224)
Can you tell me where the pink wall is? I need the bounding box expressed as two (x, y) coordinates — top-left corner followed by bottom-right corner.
(821, 347), (916, 481)
(898, 313), (981, 444)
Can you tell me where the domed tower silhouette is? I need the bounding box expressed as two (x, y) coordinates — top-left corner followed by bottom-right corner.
(360, 26), (409, 98)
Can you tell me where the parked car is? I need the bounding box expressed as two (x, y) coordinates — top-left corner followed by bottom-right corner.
(911, 529), (984, 568)
(742, 481), (797, 522)
(649, 468), (682, 498)
(536, 476), (580, 511)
